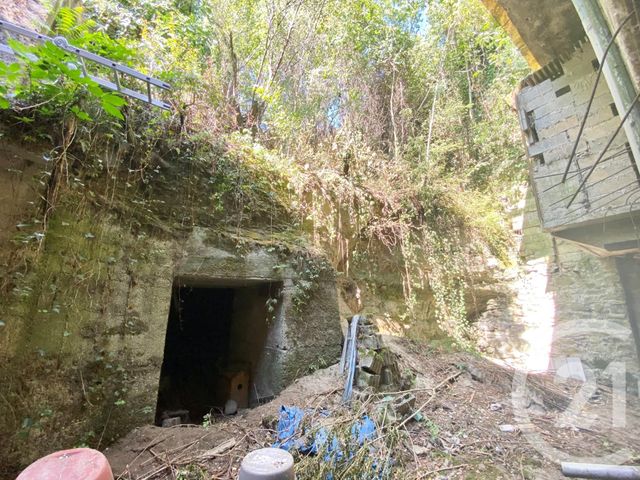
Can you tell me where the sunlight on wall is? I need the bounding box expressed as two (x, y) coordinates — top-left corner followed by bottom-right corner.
(516, 257), (556, 372)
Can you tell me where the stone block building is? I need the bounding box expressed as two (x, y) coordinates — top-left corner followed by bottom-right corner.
(481, 0), (640, 376)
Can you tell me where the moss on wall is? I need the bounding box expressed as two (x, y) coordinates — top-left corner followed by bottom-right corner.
(0, 186), (342, 475)
(0, 191), (176, 473)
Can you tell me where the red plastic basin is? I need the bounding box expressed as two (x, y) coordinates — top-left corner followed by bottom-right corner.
(16, 448), (114, 480)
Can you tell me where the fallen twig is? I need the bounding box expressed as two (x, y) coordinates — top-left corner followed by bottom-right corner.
(399, 370), (462, 429)
(417, 463), (467, 479)
(198, 437), (238, 460)
(138, 435), (245, 480)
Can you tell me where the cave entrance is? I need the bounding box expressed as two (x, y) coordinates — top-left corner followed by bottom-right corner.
(155, 280), (282, 424)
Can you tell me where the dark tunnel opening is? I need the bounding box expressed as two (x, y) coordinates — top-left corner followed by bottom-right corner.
(155, 281), (281, 425)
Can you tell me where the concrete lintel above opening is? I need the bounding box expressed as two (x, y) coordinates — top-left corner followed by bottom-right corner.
(177, 233), (298, 281)
(174, 274), (286, 288)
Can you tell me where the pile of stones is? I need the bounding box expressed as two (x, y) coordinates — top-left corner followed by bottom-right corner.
(354, 316), (401, 391)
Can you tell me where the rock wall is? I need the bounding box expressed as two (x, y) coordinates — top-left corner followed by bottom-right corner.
(0, 0), (46, 29)
(477, 187), (639, 381)
(0, 142), (43, 250)
(0, 164), (342, 474)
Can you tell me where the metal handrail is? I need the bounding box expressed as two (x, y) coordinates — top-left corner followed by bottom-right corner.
(0, 17), (171, 110)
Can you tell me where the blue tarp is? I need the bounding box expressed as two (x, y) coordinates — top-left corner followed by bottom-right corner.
(272, 405), (379, 476)
(273, 405), (307, 451)
(351, 416), (376, 445)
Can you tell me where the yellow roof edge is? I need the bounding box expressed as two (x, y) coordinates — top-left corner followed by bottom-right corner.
(480, 0), (542, 70)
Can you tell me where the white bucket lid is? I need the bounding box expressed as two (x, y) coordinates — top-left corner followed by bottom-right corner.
(239, 447), (295, 480)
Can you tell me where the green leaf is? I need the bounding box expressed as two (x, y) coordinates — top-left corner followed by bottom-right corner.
(7, 38), (31, 56)
(87, 84), (103, 97)
(101, 99), (124, 120)
(65, 67), (84, 81)
(71, 105), (92, 121)
(30, 68), (48, 80)
(0, 97), (9, 109)
(102, 93), (126, 107)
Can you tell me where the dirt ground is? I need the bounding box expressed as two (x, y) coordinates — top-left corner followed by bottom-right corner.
(105, 337), (640, 479)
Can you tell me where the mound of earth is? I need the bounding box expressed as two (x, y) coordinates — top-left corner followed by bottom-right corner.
(105, 337), (640, 479)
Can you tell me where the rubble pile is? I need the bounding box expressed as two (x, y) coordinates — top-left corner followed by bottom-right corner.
(352, 317), (402, 391)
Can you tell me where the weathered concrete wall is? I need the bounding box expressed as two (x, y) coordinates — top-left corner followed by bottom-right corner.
(0, 206), (175, 473)
(0, 141), (44, 253)
(480, 0), (585, 69)
(517, 43), (638, 232)
(0, 205), (341, 472)
(477, 187), (639, 379)
(616, 254), (640, 365)
(229, 283), (278, 404)
(175, 227), (342, 388)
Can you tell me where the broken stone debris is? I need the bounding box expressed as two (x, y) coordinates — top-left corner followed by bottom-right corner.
(343, 315), (422, 425)
(359, 351), (383, 375)
(374, 393), (417, 424)
(411, 444), (430, 456)
(160, 409), (189, 427)
(381, 366), (394, 386)
(161, 417), (181, 428)
(359, 334), (383, 351)
(356, 367), (381, 389)
(391, 393), (416, 416)
(352, 326), (425, 425)
(381, 349), (396, 368)
(467, 364), (485, 383)
(351, 315), (402, 392)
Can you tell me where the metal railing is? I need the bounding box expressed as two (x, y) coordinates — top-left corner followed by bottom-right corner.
(0, 18), (171, 110)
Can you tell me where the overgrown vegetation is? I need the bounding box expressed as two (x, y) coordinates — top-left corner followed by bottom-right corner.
(0, 0), (527, 345)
